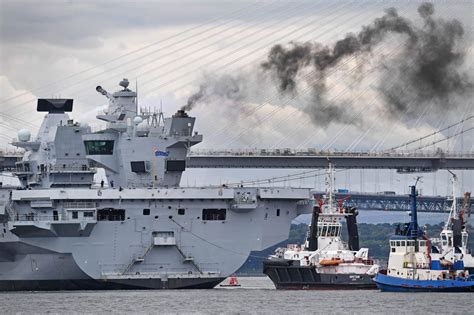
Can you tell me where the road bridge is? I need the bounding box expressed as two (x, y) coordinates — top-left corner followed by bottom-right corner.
(187, 150), (474, 171)
(2, 150), (474, 171)
(325, 192), (472, 214)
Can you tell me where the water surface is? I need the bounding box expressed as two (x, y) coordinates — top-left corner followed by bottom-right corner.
(1, 277), (471, 314)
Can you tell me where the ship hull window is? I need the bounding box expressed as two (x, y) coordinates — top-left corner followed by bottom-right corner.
(84, 141), (114, 155)
(97, 209), (125, 221)
(131, 161), (148, 173)
(166, 160), (186, 172)
(202, 209), (226, 221)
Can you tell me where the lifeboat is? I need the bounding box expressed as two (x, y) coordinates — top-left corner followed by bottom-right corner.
(319, 258), (342, 266)
(219, 276), (241, 287)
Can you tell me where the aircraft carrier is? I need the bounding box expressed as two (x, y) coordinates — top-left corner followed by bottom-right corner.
(0, 79), (312, 290)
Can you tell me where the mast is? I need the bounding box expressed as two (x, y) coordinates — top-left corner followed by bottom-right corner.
(448, 172), (464, 248)
(445, 171), (458, 230)
(409, 185), (419, 239)
(135, 78), (139, 114)
(326, 162), (334, 211)
(409, 177), (423, 244)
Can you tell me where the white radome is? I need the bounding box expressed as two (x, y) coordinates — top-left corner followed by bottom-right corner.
(18, 129), (31, 142)
(133, 116), (143, 125)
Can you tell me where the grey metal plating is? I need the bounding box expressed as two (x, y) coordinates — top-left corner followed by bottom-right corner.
(0, 80), (312, 290)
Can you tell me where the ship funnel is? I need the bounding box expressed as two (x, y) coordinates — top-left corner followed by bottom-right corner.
(306, 206), (319, 251)
(345, 207), (360, 251)
(173, 109), (189, 118)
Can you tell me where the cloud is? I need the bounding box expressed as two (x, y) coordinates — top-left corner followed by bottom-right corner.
(0, 1), (248, 48)
(0, 0), (472, 153)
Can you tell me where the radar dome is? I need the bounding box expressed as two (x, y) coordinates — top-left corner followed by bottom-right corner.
(119, 78), (130, 89)
(133, 116), (143, 125)
(18, 129), (31, 142)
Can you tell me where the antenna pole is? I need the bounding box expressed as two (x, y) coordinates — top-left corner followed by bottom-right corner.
(135, 78), (139, 115)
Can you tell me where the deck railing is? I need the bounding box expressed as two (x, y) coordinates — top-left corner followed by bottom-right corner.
(12, 214), (96, 222)
(63, 201), (96, 209)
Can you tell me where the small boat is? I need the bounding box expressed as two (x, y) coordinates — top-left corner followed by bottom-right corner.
(374, 178), (474, 292)
(219, 276), (241, 287)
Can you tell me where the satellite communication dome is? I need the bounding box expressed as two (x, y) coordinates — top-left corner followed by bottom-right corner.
(119, 78), (130, 89)
(133, 116), (143, 125)
(18, 129), (31, 142)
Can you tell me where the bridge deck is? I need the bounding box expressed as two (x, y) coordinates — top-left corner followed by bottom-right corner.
(2, 152), (474, 171)
(187, 153), (474, 170)
(328, 192), (472, 213)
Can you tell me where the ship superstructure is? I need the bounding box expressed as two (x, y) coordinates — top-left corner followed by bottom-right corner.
(430, 173), (474, 274)
(0, 79), (312, 290)
(374, 181), (474, 292)
(263, 164), (379, 290)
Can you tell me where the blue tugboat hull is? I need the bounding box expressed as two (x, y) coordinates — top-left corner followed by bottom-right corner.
(374, 273), (474, 292)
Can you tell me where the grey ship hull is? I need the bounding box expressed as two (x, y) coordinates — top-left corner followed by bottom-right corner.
(0, 252), (224, 291)
(1, 187), (311, 291)
(263, 259), (376, 290)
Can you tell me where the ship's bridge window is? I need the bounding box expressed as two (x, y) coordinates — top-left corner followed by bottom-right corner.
(84, 140), (114, 155)
(328, 225), (339, 236)
(202, 208), (226, 221)
(318, 225), (327, 237)
(401, 241), (405, 246)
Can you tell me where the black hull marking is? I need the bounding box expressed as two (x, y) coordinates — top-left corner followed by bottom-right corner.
(263, 261), (376, 290)
(0, 277), (225, 291)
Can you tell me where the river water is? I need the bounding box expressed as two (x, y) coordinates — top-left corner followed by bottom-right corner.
(1, 276), (471, 314)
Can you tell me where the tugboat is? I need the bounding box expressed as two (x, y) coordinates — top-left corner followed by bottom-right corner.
(374, 179), (474, 292)
(263, 164), (379, 290)
(430, 173), (474, 274)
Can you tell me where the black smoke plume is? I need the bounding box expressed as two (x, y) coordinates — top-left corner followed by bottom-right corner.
(261, 2), (471, 126)
(181, 85), (206, 111)
(181, 75), (246, 111)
